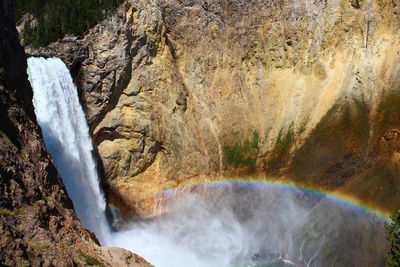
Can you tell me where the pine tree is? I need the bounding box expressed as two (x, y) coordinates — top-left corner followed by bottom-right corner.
(15, 0), (124, 47)
(385, 210), (400, 267)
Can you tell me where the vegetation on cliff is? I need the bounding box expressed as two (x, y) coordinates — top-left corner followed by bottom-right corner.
(16, 0), (124, 47)
(385, 210), (400, 266)
(223, 131), (259, 168)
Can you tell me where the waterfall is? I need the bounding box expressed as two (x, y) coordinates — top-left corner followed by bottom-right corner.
(27, 57), (111, 245)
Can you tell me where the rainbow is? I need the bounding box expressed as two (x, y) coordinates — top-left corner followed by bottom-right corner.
(160, 178), (392, 222)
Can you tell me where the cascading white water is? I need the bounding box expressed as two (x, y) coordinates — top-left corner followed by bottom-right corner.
(27, 57), (111, 245)
(27, 57), (387, 267)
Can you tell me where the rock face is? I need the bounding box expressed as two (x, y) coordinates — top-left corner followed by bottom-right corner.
(29, 0), (400, 217)
(0, 1), (152, 266)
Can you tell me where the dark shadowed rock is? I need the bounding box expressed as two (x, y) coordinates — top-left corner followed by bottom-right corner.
(0, 1), (152, 266)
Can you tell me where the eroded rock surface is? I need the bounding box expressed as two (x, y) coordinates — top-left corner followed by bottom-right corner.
(29, 0), (400, 217)
(0, 1), (152, 266)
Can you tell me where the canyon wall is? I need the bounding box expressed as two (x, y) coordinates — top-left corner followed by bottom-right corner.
(0, 1), (151, 265)
(30, 0), (400, 217)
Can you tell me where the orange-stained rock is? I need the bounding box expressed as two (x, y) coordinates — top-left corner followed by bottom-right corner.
(27, 0), (400, 217)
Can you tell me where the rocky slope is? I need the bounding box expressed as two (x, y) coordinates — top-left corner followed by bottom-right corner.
(0, 1), (151, 266)
(28, 0), (400, 217)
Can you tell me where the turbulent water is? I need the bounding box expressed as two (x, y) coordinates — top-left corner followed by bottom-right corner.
(27, 57), (387, 267)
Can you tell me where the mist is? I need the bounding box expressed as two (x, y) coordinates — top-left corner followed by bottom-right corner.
(111, 184), (386, 267)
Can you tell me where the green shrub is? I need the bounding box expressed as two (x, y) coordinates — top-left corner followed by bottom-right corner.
(78, 250), (104, 266)
(385, 210), (400, 266)
(16, 260), (30, 267)
(223, 131), (259, 168)
(276, 123), (294, 150)
(0, 208), (15, 216)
